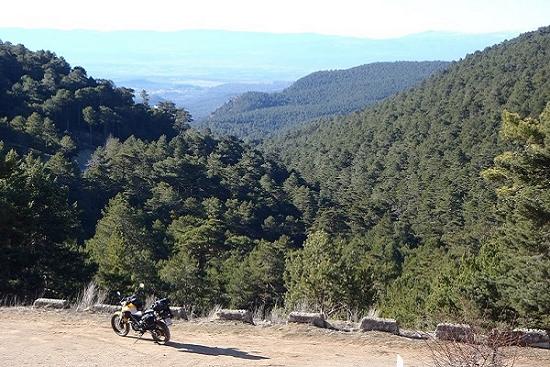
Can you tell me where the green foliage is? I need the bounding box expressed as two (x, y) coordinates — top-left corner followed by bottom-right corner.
(355, 215), (406, 301)
(285, 231), (343, 312)
(383, 105), (550, 329)
(201, 61), (449, 140)
(0, 40), (313, 308)
(0, 144), (88, 298)
(226, 238), (288, 310)
(285, 231), (375, 316)
(379, 243), (447, 327)
(479, 105), (550, 327)
(0, 40), (182, 156)
(79, 130), (313, 311)
(86, 194), (157, 293)
(1, 28), (549, 327)
(268, 26), (550, 326)
(82, 130), (312, 242)
(158, 248), (201, 311)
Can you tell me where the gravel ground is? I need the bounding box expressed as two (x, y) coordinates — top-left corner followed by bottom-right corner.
(0, 307), (548, 367)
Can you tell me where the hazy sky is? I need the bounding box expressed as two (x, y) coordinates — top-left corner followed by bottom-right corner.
(1, 0), (549, 38)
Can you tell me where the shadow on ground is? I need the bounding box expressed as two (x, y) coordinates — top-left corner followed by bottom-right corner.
(168, 341), (269, 360)
(126, 334), (269, 360)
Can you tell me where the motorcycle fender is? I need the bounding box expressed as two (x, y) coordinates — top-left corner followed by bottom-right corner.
(113, 310), (128, 321)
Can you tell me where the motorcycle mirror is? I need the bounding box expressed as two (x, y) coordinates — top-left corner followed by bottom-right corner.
(139, 283), (145, 289)
(116, 291), (121, 296)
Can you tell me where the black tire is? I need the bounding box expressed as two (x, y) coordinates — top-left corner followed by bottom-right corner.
(151, 321), (170, 345)
(111, 313), (129, 336)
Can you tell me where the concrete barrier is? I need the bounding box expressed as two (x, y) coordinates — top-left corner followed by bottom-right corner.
(512, 329), (549, 349)
(33, 298), (69, 309)
(170, 307), (188, 320)
(359, 317), (399, 334)
(399, 329), (429, 340)
(214, 309), (254, 324)
(435, 323), (473, 342)
(288, 312), (327, 328)
(91, 304), (120, 313)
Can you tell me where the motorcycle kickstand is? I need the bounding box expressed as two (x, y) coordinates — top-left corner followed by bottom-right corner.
(133, 331), (145, 344)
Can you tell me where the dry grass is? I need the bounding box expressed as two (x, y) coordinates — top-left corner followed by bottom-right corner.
(207, 304), (222, 320)
(250, 305), (289, 324)
(266, 305), (288, 324)
(252, 305), (265, 322)
(72, 282), (106, 311)
(0, 295), (25, 307)
(290, 300), (316, 313)
(426, 328), (520, 367)
(367, 306), (380, 318)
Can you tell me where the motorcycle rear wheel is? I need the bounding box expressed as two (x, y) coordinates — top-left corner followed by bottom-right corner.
(111, 313), (129, 336)
(151, 321), (170, 345)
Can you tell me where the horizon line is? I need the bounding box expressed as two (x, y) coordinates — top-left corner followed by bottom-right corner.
(0, 26), (527, 41)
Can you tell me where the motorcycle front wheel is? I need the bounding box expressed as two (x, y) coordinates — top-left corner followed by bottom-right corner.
(111, 313), (129, 336)
(151, 321), (170, 345)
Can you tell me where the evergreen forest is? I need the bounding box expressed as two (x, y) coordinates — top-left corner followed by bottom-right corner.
(201, 61), (449, 140)
(1, 26), (549, 329)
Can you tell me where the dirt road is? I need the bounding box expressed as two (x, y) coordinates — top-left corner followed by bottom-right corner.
(0, 308), (548, 367)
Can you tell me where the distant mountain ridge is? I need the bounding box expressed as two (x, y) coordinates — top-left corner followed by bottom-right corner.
(200, 61), (450, 139)
(120, 79), (290, 119)
(0, 28), (515, 119)
(0, 28), (515, 84)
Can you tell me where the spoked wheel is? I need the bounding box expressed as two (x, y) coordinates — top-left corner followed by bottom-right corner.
(111, 313), (129, 336)
(151, 321), (170, 345)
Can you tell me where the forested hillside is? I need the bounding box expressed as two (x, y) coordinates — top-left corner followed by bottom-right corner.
(266, 26), (550, 327)
(201, 61), (449, 140)
(1, 28), (549, 330)
(0, 41), (316, 310)
(0, 41), (193, 158)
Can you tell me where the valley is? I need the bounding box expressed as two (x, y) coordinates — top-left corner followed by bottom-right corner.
(1, 23), (549, 342)
(200, 61), (449, 139)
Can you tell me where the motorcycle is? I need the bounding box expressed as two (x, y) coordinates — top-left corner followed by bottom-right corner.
(110, 286), (173, 345)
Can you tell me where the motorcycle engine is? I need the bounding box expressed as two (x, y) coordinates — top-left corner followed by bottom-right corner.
(140, 312), (156, 330)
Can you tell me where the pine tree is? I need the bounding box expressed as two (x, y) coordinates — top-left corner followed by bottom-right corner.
(226, 238), (288, 310)
(0, 146), (86, 298)
(86, 194), (156, 292)
(284, 231), (342, 313)
(480, 104), (550, 327)
(159, 249), (200, 311)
